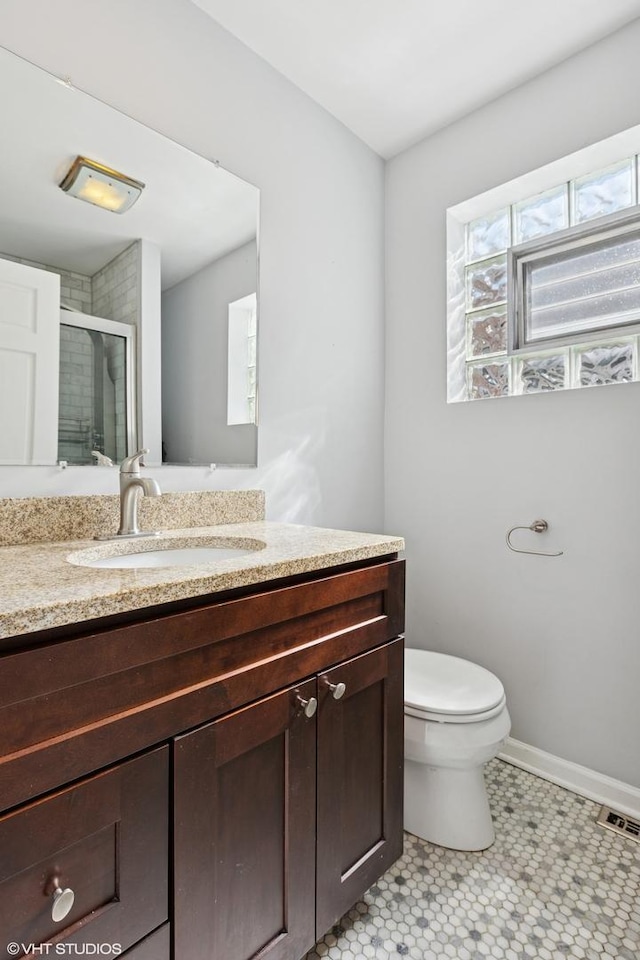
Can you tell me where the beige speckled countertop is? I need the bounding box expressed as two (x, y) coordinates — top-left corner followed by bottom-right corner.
(0, 521), (404, 640)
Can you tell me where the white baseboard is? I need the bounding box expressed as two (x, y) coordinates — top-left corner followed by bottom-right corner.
(498, 737), (640, 820)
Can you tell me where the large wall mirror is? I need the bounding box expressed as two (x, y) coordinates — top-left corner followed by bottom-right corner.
(0, 45), (259, 468)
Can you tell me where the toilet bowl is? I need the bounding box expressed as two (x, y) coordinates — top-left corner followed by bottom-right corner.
(404, 648), (511, 851)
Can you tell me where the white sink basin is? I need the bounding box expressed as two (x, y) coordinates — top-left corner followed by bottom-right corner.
(87, 546), (258, 569)
(68, 537), (265, 570)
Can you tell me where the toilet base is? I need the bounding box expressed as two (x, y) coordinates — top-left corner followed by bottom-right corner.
(404, 759), (495, 851)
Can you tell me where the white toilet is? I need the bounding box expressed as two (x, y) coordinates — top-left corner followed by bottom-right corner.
(404, 648), (511, 851)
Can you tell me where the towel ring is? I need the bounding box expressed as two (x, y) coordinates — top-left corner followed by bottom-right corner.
(506, 519), (563, 557)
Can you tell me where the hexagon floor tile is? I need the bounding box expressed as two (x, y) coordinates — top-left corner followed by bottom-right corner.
(304, 759), (640, 960)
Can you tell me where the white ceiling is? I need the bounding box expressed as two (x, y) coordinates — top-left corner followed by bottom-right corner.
(191, 0), (640, 158)
(0, 45), (258, 289)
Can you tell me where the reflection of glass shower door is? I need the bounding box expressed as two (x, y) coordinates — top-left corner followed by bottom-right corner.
(58, 311), (135, 465)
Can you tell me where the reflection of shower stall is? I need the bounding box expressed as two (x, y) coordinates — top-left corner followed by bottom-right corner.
(58, 311), (136, 465)
(58, 415), (93, 461)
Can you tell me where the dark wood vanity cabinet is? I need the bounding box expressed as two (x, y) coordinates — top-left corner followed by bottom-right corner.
(0, 557), (404, 960)
(174, 639), (403, 960)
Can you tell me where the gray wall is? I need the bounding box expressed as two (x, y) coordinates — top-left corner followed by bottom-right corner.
(161, 240), (257, 465)
(385, 20), (640, 786)
(0, 0), (385, 533)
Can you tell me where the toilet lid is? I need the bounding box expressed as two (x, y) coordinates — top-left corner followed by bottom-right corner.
(405, 648), (505, 717)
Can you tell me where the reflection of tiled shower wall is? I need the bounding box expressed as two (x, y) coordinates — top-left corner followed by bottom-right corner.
(91, 242), (139, 450)
(91, 242), (139, 326)
(58, 325), (94, 463)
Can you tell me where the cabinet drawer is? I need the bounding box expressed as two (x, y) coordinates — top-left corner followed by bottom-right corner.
(0, 747), (168, 960)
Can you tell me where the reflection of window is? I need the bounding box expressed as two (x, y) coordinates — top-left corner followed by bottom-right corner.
(227, 293), (257, 425)
(58, 311), (135, 464)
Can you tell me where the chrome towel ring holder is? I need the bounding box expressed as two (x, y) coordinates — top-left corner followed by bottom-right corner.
(506, 519), (563, 557)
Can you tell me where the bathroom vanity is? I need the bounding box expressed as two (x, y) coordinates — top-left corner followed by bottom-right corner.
(0, 494), (405, 960)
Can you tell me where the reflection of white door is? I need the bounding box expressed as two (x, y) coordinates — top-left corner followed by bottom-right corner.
(0, 258), (60, 464)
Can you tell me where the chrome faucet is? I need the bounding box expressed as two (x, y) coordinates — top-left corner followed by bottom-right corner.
(116, 449), (161, 538)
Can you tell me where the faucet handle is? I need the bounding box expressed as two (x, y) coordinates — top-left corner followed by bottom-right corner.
(91, 450), (113, 466)
(120, 448), (150, 474)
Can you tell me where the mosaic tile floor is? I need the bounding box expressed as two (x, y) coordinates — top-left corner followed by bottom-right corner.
(305, 759), (640, 960)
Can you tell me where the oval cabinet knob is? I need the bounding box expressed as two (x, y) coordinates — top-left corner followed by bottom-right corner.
(50, 879), (75, 923)
(326, 680), (346, 700)
(296, 695), (318, 718)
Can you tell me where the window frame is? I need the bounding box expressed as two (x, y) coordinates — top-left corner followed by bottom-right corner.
(507, 206), (640, 355)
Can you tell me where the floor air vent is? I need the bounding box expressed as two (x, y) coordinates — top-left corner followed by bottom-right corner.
(597, 805), (640, 843)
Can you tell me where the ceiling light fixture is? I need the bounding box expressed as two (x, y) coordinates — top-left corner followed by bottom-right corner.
(59, 156), (145, 214)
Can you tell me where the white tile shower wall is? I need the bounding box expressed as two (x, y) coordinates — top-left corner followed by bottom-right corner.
(91, 241), (140, 326)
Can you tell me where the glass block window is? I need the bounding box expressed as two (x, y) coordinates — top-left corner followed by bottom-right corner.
(519, 354), (566, 394)
(577, 343), (635, 386)
(513, 185), (568, 244)
(571, 159), (635, 224)
(227, 292), (258, 425)
(466, 208), (510, 262)
(466, 256), (507, 311)
(467, 361), (509, 400)
(451, 149), (640, 402)
(467, 308), (507, 358)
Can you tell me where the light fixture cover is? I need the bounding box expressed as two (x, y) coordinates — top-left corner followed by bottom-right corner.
(59, 156), (145, 213)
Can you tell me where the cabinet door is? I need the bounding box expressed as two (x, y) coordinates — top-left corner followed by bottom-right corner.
(316, 638), (404, 938)
(173, 680), (317, 960)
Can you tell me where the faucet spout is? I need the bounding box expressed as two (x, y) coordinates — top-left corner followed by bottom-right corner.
(138, 476), (162, 498)
(115, 449), (162, 538)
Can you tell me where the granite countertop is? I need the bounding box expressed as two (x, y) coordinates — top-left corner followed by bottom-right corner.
(0, 521), (405, 639)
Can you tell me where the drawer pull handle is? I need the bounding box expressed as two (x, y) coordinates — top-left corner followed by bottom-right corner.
(326, 681), (346, 700)
(297, 695), (318, 718)
(50, 879), (75, 923)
